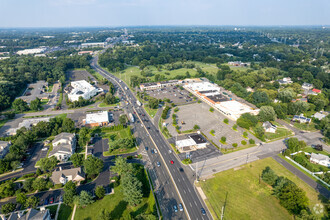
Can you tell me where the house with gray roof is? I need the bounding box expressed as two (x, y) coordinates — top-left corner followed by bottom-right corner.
(50, 167), (85, 185)
(7, 208), (50, 220)
(310, 153), (330, 167)
(0, 141), (10, 159)
(48, 132), (76, 162)
(262, 121), (277, 133)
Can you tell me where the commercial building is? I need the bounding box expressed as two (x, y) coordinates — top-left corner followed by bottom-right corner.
(176, 134), (207, 152)
(139, 80), (183, 91)
(51, 167), (85, 185)
(184, 81), (258, 121)
(78, 51), (93, 55)
(48, 133), (76, 161)
(67, 80), (100, 102)
(0, 141), (11, 159)
(81, 42), (106, 48)
(83, 111), (109, 127)
(17, 47), (47, 55)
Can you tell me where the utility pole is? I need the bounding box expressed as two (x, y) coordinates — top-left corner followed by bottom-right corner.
(221, 206), (224, 220)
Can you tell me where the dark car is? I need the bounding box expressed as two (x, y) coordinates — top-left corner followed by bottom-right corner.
(44, 198), (49, 206)
(145, 147), (149, 151)
(179, 168), (184, 172)
(201, 208), (206, 215)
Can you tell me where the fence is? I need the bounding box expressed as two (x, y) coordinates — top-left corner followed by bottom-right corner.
(285, 156), (330, 188)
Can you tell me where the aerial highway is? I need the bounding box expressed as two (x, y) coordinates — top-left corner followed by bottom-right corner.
(91, 55), (210, 220)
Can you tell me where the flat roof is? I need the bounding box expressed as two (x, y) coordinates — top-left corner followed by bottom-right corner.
(189, 134), (207, 144)
(85, 111), (109, 124)
(206, 94), (229, 103)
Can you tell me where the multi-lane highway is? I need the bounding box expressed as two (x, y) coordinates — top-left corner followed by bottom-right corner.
(91, 55), (210, 220)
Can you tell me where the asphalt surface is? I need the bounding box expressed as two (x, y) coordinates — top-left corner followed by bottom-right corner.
(272, 155), (330, 200)
(91, 56), (210, 220)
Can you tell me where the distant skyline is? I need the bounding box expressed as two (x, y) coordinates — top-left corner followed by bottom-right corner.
(1, 0), (329, 27)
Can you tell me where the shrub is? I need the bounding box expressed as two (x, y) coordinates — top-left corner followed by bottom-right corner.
(182, 158), (192, 165)
(210, 130), (215, 134)
(232, 143), (238, 148)
(249, 139), (255, 144)
(193, 125), (200, 130)
(261, 166), (278, 186)
(209, 107), (214, 112)
(243, 132), (248, 137)
(241, 140), (247, 145)
(233, 124), (237, 130)
(220, 136), (226, 143)
(223, 118), (229, 124)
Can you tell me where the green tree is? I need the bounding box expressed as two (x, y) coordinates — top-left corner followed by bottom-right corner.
(104, 93), (116, 105)
(39, 156), (57, 172)
(278, 89), (295, 103)
(16, 192), (27, 207)
(32, 178), (47, 191)
(148, 97), (160, 109)
(111, 156), (134, 176)
(243, 132), (248, 137)
(84, 156), (104, 177)
(258, 106), (277, 122)
(95, 185), (106, 199)
(97, 209), (111, 220)
(25, 195), (39, 208)
(193, 125), (200, 130)
(254, 126), (265, 140)
(261, 166), (278, 186)
(209, 107), (214, 112)
(77, 190), (94, 207)
(237, 113), (258, 129)
(30, 98), (42, 111)
(223, 118), (229, 124)
(36, 168), (42, 176)
(121, 173), (143, 206)
(63, 181), (77, 205)
(70, 153), (84, 167)
(278, 182), (308, 215)
(119, 115), (127, 125)
(79, 127), (90, 147)
(12, 98), (29, 113)
(23, 179), (34, 192)
(0, 181), (15, 199)
(232, 143), (238, 148)
(1, 202), (16, 214)
(61, 118), (75, 133)
(221, 136), (226, 143)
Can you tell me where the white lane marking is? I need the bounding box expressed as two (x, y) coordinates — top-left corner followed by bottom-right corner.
(178, 178), (181, 182)
(190, 202), (192, 207)
(188, 188), (191, 193)
(194, 201), (197, 206)
(183, 190), (186, 194)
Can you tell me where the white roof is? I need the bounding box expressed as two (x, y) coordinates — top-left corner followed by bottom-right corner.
(184, 82), (220, 92)
(70, 80), (96, 96)
(215, 100), (259, 120)
(176, 138), (196, 148)
(85, 111), (109, 124)
(311, 153), (329, 161)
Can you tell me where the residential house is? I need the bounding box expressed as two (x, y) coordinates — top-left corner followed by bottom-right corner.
(302, 82), (313, 90)
(262, 121), (277, 133)
(51, 167), (85, 185)
(313, 112), (328, 121)
(311, 88), (321, 94)
(277, 77), (293, 85)
(310, 153), (330, 167)
(8, 208), (50, 220)
(292, 114), (311, 123)
(48, 133), (76, 161)
(0, 141), (10, 159)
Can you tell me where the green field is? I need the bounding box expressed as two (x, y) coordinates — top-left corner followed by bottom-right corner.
(221, 144), (256, 154)
(200, 157), (328, 220)
(102, 126), (137, 156)
(293, 122), (318, 132)
(265, 128), (294, 142)
(45, 204), (58, 219)
(74, 165), (157, 220)
(98, 102), (120, 108)
(144, 105), (158, 118)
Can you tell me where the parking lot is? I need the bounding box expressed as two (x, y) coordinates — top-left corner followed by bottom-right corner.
(67, 69), (109, 91)
(164, 102), (257, 150)
(145, 85), (196, 105)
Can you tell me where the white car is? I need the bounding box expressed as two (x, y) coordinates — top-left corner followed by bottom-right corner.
(154, 149), (158, 154)
(169, 149), (172, 153)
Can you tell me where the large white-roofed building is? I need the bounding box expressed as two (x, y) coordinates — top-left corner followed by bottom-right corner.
(215, 100), (259, 121)
(17, 47), (47, 55)
(81, 42), (106, 48)
(83, 111), (109, 127)
(68, 80), (100, 102)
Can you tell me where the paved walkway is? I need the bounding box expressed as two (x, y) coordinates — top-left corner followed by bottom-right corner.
(71, 204), (77, 220)
(55, 202), (61, 220)
(272, 155), (330, 200)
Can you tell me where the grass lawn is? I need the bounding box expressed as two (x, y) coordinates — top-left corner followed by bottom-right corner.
(46, 204), (58, 219)
(304, 147), (330, 156)
(41, 99), (49, 105)
(102, 126), (137, 156)
(74, 165), (157, 220)
(144, 106), (158, 118)
(221, 144), (256, 154)
(293, 122), (318, 132)
(58, 204), (73, 220)
(98, 102), (120, 108)
(200, 157), (328, 220)
(265, 128), (294, 142)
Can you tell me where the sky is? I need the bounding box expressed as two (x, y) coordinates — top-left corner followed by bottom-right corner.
(1, 0), (329, 27)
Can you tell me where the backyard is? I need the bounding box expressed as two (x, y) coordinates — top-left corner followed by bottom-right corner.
(74, 165), (157, 220)
(200, 157), (328, 220)
(264, 127), (294, 142)
(101, 126), (137, 156)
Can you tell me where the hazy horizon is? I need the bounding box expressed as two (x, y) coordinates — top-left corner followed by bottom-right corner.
(1, 0), (329, 28)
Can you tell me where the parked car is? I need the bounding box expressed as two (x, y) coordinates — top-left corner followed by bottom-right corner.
(170, 160), (174, 164)
(174, 205), (178, 212)
(44, 199), (49, 206)
(154, 149), (158, 154)
(157, 162), (161, 167)
(179, 203), (183, 211)
(145, 147), (149, 151)
(50, 197), (54, 204)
